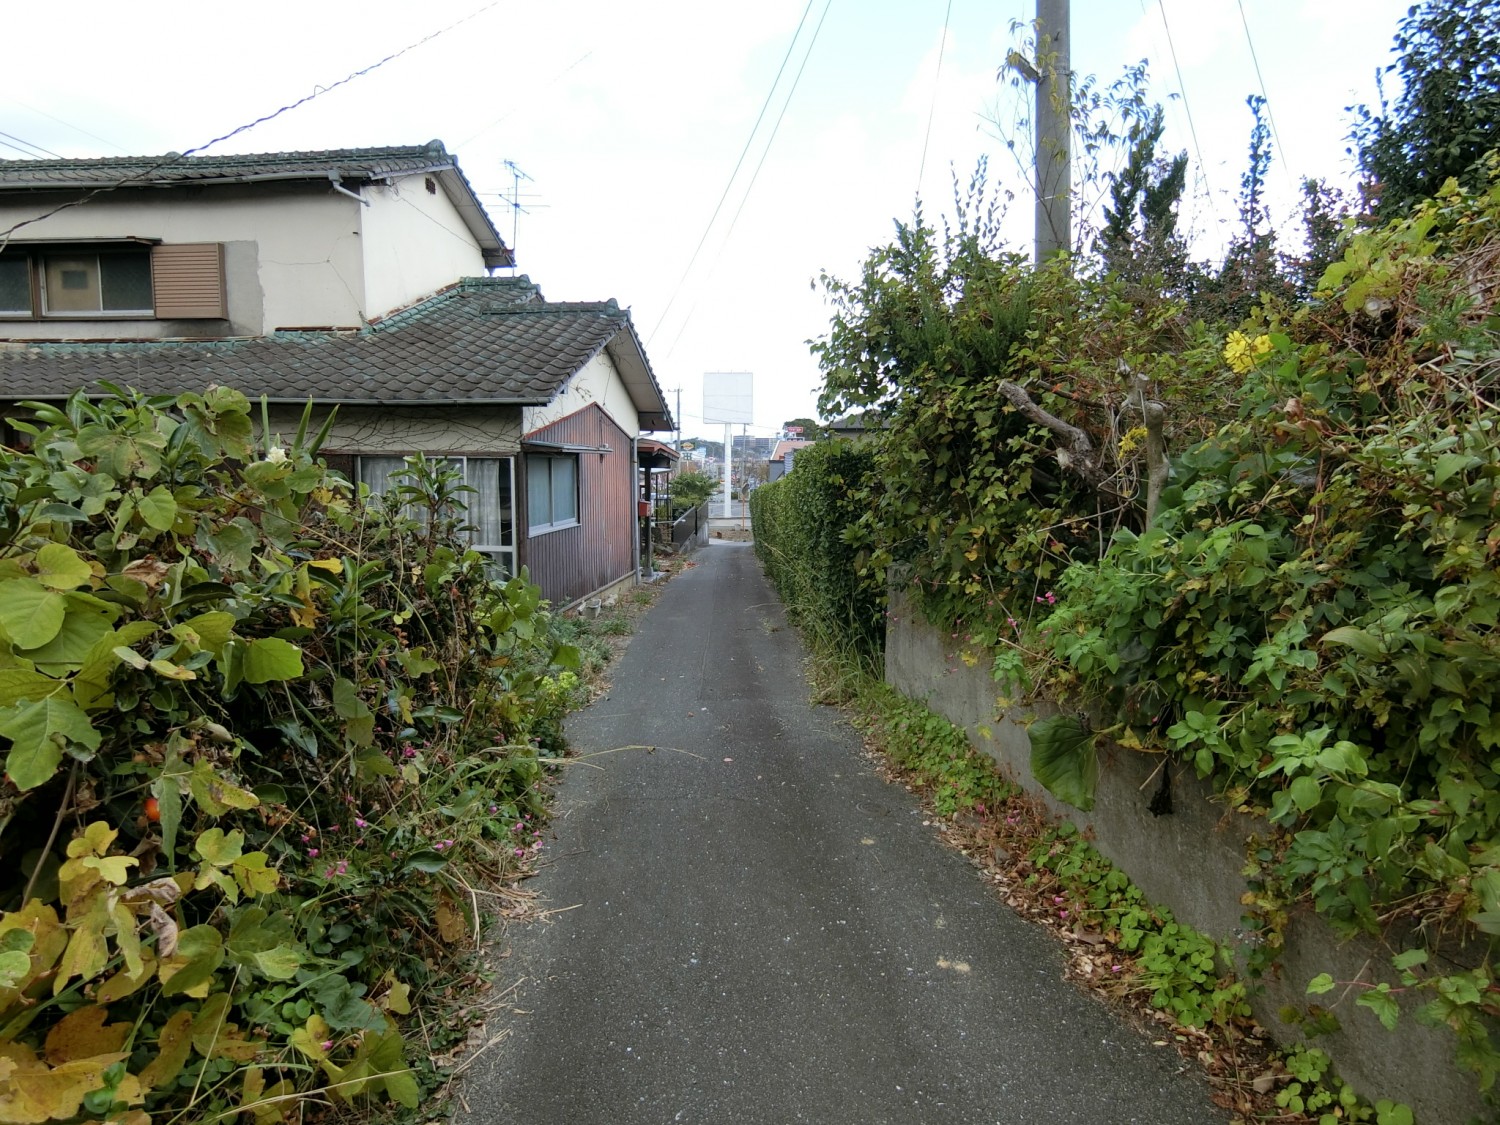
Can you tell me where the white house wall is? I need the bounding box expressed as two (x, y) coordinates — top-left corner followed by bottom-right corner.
(522, 351), (640, 439)
(264, 404), (523, 456)
(0, 187), (366, 337)
(359, 177), (488, 317)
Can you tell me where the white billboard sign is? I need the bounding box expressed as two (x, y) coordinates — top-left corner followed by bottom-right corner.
(703, 371), (753, 425)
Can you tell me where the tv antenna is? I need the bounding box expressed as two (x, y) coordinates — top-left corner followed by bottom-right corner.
(498, 160), (543, 271)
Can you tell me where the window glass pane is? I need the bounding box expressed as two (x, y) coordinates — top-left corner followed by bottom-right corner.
(465, 458), (513, 549)
(100, 253), (152, 311)
(553, 456), (578, 523)
(359, 456), (409, 496)
(0, 258), (30, 314)
(44, 256), (100, 312)
(527, 454), (551, 529)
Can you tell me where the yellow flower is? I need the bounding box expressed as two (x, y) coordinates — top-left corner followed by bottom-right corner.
(1223, 331), (1272, 374)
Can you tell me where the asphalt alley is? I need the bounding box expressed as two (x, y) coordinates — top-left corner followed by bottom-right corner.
(457, 541), (1224, 1125)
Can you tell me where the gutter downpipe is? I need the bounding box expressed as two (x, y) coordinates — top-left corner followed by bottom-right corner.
(328, 172), (370, 207)
(631, 436), (642, 583)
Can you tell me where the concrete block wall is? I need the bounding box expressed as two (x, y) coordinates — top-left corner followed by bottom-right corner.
(884, 586), (1484, 1124)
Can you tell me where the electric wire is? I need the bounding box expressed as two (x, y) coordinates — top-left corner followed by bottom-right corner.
(646, 0), (820, 348)
(656, 0), (834, 364)
(916, 0), (956, 197)
(1234, 0), (1297, 196)
(0, 131), (63, 160)
(8, 101), (129, 154)
(1, 0), (506, 244)
(1156, 0), (1212, 199)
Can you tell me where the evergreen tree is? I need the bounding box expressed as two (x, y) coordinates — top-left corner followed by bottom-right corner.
(1351, 0), (1500, 220)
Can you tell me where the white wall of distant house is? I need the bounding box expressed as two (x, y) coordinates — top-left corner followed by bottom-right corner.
(360, 176), (488, 319)
(523, 350), (641, 440)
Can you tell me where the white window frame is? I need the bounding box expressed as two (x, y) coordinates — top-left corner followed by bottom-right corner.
(357, 454), (516, 578)
(526, 453), (580, 535)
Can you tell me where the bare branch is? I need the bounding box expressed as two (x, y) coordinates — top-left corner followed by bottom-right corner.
(997, 380), (1102, 484)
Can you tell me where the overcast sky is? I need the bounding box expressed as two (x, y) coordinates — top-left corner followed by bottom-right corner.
(6, 0), (1410, 436)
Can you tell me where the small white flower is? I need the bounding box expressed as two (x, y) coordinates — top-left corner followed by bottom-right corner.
(264, 446), (288, 464)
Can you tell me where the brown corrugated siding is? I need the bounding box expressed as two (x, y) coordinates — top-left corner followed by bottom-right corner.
(521, 404), (634, 606)
(151, 243), (226, 319)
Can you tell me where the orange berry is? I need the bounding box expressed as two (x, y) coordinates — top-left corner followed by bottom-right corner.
(144, 796), (161, 822)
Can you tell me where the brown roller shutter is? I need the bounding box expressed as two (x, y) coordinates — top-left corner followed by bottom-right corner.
(151, 243), (226, 319)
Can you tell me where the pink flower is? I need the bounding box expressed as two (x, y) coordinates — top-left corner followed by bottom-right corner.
(354, 817), (368, 828)
(514, 847), (526, 858)
(1111, 964), (1122, 973)
(321, 1039), (333, 1051)
(307, 848), (320, 858)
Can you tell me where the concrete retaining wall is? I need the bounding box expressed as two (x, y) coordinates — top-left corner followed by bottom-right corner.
(885, 586), (1484, 1123)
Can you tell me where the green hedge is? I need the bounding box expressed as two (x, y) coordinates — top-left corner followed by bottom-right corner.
(750, 440), (882, 664)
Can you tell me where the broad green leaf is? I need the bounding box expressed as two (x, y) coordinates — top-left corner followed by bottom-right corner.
(21, 602), (113, 673)
(0, 667), (62, 707)
(170, 611), (234, 655)
(250, 945), (301, 980)
(137, 485), (179, 531)
(158, 925), (224, 997)
(402, 850), (449, 874)
(0, 578), (67, 649)
(332, 678), (368, 721)
(241, 637), (303, 683)
(1356, 986), (1401, 1031)
(0, 695), (101, 790)
(1432, 451), (1475, 488)
(1028, 714), (1097, 812)
(1289, 775), (1322, 813)
(0, 949), (31, 988)
(1320, 626), (1383, 659)
(1306, 973), (1336, 995)
(34, 543), (93, 591)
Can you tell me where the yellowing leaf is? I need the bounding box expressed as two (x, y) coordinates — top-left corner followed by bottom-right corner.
(233, 852), (280, 898)
(148, 657), (197, 681)
(67, 822), (117, 860)
(94, 951), (157, 1005)
(82, 854), (137, 885)
(43, 1005), (131, 1065)
(195, 827), (245, 868)
(308, 558), (344, 573)
(290, 1014), (332, 1061)
(190, 992), (233, 1058)
(434, 895), (466, 944)
(33, 544), (93, 592)
(380, 981), (412, 1015)
(0, 1049), (127, 1123)
(53, 906), (109, 995)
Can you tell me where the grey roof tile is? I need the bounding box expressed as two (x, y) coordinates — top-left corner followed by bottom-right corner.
(0, 277), (663, 411)
(0, 142), (458, 188)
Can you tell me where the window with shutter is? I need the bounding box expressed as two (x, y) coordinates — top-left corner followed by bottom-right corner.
(151, 243), (226, 319)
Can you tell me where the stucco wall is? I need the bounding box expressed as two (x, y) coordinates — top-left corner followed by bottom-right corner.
(0, 184), (366, 335)
(884, 585), (1484, 1124)
(523, 351), (640, 439)
(359, 176), (487, 318)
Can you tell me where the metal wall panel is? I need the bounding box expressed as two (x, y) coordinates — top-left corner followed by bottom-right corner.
(521, 404), (634, 606)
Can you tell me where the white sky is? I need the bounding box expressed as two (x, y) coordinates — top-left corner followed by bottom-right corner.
(5, 0), (1409, 437)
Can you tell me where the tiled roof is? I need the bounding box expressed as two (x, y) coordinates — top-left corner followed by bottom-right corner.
(0, 142), (460, 188)
(0, 277), (666, 412)
(0, 141), (512, 268)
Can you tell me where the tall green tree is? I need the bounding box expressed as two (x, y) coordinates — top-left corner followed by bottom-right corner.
(1351, 0), (1500, 220)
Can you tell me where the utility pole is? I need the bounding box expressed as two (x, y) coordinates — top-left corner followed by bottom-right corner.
(1033, 0), (1071, 264)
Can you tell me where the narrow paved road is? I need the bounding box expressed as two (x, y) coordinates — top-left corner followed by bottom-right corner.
(459, 542), (1223, 1124)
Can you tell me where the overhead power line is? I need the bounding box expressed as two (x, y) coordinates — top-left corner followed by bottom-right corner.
(647, 0), (821, 348)
(655, 0), (835, 364)
(916, 0), (956, 197)
(1156, 0), (1212, 199)
(1235, 0), (1296, 196)
(0, 131), (63, 160)
(1, 0), (505, 244)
